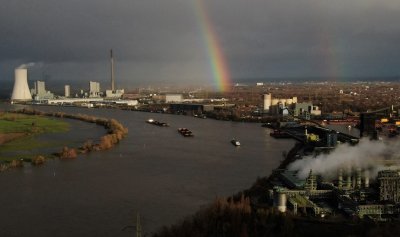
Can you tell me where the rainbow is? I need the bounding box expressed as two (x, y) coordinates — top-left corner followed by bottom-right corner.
(318, 30), (341, 81)
(194, 0), (231, 92)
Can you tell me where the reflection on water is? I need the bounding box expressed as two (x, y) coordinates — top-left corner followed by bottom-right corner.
(0, 104), (294, 236)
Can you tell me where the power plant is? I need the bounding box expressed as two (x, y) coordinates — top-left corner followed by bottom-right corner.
(11, 68), (32, 101)
(8, 50), (128, 105)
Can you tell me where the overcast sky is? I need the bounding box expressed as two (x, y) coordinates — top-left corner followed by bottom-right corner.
(1, 0), (399, 88)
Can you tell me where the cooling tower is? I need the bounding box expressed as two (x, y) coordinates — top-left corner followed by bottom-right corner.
(11, 68), (32, 101)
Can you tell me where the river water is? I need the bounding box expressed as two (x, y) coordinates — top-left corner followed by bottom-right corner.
(0, 103), (295, 236)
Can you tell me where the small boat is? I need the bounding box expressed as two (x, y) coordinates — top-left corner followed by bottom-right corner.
(231, 139), (241, 146)
(146, 119), (169, 127)
(178, 128), (194, 137)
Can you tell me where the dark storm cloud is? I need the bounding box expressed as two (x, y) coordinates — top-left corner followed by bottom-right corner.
(0, 0), (399, 87)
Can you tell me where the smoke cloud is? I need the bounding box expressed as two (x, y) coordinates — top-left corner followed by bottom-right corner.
(17, 62), (35, 69)
(288, 138), (400, 179)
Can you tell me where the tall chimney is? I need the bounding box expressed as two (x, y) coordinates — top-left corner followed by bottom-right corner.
(364, 170), (370, 188)
(356, 168), (362, 189)
(346, 167), (352, 189)
(111, 49), (115, 91)
(338, 168), (343, 189)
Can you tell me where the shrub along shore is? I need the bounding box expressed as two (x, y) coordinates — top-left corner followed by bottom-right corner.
(0, 108), (128, 171)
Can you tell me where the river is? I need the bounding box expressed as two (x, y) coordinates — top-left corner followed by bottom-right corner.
(0, 103), (295, 236)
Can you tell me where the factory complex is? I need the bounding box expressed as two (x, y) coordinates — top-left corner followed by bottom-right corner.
(265, 107), (400, 223)
(270, 166), (400, 221)
(9, 50), (137, 108)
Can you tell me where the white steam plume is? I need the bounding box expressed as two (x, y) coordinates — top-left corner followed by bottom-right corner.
(288, 138), (400, 179)
(17, 62), (35, 69)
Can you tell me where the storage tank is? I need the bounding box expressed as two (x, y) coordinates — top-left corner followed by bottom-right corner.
(11, 68), (32, 101)
(263, 94), (272, 111)
(64, 85), (70, 97)
(273, 189), (287, 213)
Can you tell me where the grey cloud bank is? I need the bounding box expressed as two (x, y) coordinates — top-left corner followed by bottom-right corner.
(0, 0), (399, 87)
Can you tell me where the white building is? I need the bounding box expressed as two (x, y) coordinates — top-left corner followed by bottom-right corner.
(264, 93), (297, 112)
(31, 80), (54, 100)
(106, 89), (124, 99)
(34, 81), (46, 95)
(89, 81), (101, 97)
(165, 94), (183, 103)
(293, 102), (321, 118)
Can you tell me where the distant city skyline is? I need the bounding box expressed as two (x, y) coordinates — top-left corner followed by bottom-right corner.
(1, 0), (400, 89)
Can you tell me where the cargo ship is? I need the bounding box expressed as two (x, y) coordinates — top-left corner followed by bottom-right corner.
(178, 128), (194, 137)
(146, 119), (169, 127)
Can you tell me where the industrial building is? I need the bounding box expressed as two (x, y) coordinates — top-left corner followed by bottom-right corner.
(89, 81), (101, 98)
(293, 102), (322, 119)
(105, 89), (124, 98)
(270, 166), (400, 220)
(165, 94), (183, 103)
(11, 68), (32, 102)
(169, 103), (214, 114)
(360, 113), (377, 138)
(378, 170), (400, 203)
(31, 80), (54, 100)
(263, 93), (321, 119)
(263, 93), (297, 113)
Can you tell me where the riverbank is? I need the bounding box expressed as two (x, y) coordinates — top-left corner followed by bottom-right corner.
(0, 108), (128, 171)
(0, 112), (69, 161)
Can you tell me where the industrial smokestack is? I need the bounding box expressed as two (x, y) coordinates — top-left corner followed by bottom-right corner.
(110, 49), (115, 91)
(338, 168), (343, 189)
(346, 168), (352, 189)
(364, 170), (370, 188)
(11, 68), (32, 101)
(356, 168), (362, 189)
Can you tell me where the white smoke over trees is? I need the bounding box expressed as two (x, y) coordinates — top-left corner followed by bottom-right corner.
(288, 138), (400, 179)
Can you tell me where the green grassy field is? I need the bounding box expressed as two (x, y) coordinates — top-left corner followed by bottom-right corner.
(0, 113), (69, 134)
(0, 113), (70, 161)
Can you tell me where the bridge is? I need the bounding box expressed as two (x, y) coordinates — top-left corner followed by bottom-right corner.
(277, 108), (359, 146)
(360, 104), (400, 137)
